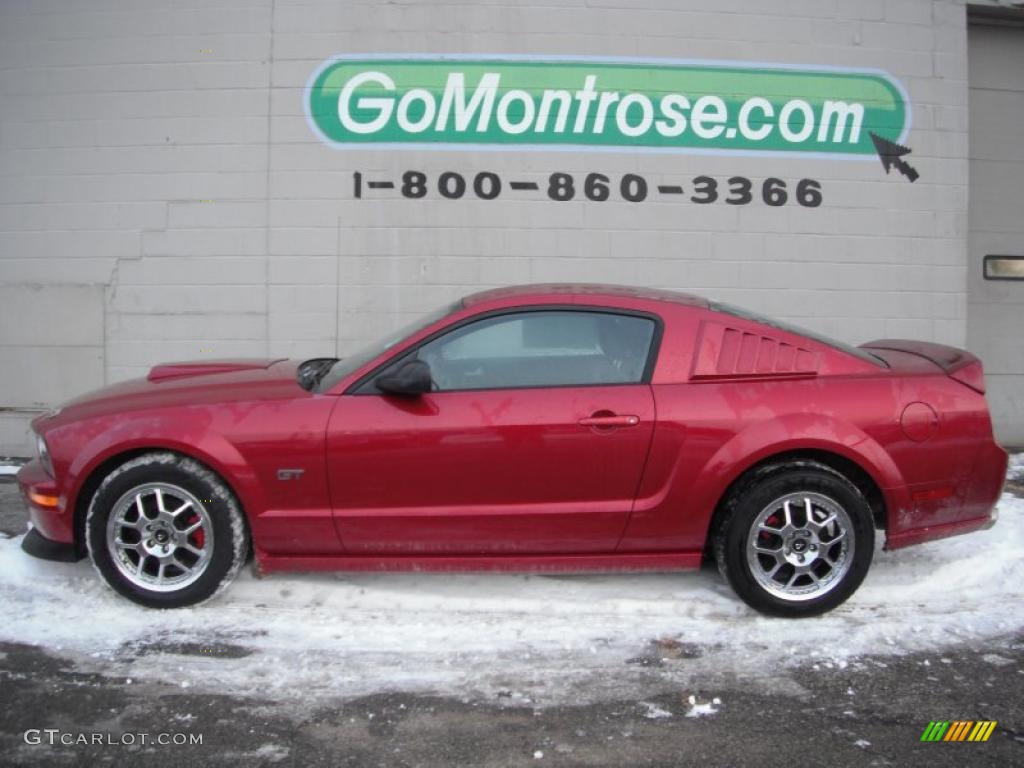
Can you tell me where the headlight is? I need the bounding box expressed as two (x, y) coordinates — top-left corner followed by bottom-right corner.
(35, 432), (54, 477)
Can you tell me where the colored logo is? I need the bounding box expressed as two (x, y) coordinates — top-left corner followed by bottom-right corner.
(920, 721), (998, 742)
(305, 54), (910, 159)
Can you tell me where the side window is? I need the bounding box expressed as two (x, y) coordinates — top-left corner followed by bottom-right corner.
(415, 310), (656, 391)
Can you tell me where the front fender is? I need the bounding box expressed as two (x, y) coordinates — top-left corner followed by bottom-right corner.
(60, 411), (266, 531)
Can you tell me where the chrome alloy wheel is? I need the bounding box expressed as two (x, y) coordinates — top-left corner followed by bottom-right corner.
(105, 483), (214, 592)
(745, 492), (854, 602)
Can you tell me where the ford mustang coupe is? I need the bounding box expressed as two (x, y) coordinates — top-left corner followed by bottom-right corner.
(18, 284), (1006, 616)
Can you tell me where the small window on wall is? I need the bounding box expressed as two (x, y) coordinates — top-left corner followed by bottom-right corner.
(984, 255), (1024, 281)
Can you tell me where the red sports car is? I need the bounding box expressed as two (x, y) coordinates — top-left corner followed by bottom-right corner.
(18, 284), (1007, 616)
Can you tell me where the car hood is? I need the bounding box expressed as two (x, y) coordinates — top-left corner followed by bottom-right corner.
(146, 358), (285, 382)
(37, 358), (304, 429)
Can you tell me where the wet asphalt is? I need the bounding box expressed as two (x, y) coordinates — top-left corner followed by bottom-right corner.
(1, 477), (1021, 768)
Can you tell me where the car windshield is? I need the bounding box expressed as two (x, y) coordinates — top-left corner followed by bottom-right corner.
(709, 301), (888, 367)
(314, 301), (462, 392)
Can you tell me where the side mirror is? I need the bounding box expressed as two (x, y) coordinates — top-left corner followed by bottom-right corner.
(375, 359), (433, 396)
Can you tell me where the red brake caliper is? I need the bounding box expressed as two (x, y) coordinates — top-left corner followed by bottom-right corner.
(187, 513), (205, 549)
(759, 514), (780, 546)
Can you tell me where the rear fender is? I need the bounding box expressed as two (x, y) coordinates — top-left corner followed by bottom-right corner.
(692, 413), (908, 529)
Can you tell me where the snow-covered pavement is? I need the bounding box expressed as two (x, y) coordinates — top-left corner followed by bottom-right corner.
(1, 468), (1020, 710)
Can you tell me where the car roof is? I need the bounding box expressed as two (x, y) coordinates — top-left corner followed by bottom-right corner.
(461, 283), (709, 309)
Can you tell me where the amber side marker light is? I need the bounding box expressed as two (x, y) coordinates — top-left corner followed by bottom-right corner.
(28, 490), (59, 508)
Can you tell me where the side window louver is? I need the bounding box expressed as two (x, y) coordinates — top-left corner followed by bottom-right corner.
(691, 322), (820, 380)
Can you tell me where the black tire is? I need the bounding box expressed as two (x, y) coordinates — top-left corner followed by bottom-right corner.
(713, 463), (875, 618)
(85, 452), (248, 608)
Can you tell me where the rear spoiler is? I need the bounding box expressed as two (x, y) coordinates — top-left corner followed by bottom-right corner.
(861, 340), (986, 393)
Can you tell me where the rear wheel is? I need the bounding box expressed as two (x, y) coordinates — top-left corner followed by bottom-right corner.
(86, 453), (247, 608)
(714, 464), (875, 617)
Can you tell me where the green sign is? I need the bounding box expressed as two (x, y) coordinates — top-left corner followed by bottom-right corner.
(305, 55), (910, 158)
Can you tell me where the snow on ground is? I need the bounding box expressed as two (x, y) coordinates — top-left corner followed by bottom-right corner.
(0, 477), (1021, 709)
(1009, 452), (1024, 484)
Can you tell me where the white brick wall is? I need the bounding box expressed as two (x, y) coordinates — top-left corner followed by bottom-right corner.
(0, 0), (971, 453)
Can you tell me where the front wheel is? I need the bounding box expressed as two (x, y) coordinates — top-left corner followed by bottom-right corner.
(86, 453), (248, 608)
(714, 465), (875, 617)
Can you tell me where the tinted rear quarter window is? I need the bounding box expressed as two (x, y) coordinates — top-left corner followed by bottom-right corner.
(708, 301), (886, 367)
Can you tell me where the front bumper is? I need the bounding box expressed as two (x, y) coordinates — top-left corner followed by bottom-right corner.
(21, 527), (82, 562)
(16, 459), (76, 547)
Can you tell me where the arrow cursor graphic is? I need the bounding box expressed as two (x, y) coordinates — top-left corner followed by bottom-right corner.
(870, 132), (919, 182)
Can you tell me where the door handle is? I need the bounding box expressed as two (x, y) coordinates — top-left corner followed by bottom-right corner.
(577, 414), (640, 428)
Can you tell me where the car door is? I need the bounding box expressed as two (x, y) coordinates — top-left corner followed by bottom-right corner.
(325, 308), (660, 555)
